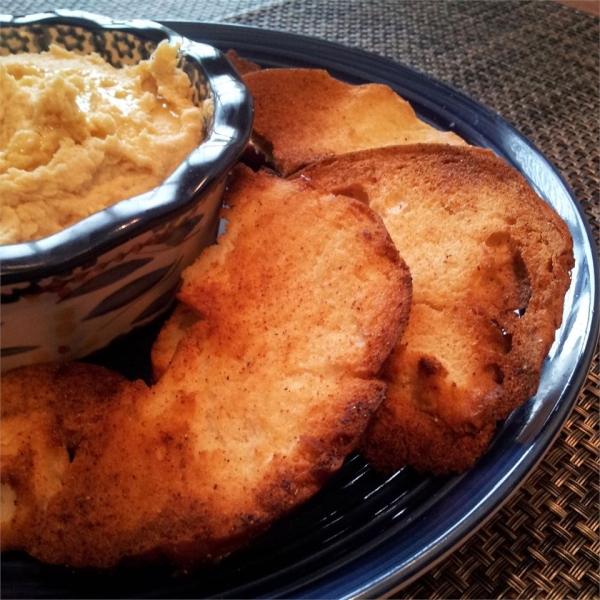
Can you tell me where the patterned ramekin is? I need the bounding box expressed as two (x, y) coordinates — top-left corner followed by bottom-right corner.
(0, 11), (253, 372)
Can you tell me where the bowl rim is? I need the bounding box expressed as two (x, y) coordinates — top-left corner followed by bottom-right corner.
(0, 10), (253, 285)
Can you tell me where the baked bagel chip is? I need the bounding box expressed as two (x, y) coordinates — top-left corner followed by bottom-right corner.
(225, 49), (261, 76)
(151, 302), (199, 381)
(1, 363), (140, 552)
(299, 144), (574, 474)
(244, 68), (466, 176)
(1, 167), (411, 568)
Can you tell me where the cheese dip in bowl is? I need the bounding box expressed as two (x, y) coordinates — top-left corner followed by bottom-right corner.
(0, 11), (253, 372)
(1, 40), (210, 244)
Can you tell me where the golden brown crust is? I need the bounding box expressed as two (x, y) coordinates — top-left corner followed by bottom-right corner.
(1, 363), (140, 551)
(1, 166), (412, 568)
(299, 144), (574, 474)
(150, 303), (200, 381)
(225, 49), (261, 76)
(243, 68), (466, 176)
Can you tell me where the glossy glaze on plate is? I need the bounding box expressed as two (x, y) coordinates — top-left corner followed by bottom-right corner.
(1, 22), (597, 600)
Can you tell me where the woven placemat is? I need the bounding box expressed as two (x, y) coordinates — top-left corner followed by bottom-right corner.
(2, 0), (598, 598)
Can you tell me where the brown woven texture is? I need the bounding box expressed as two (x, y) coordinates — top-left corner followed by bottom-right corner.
(401, 361), (599, 600)
(3, 0), (599, 597)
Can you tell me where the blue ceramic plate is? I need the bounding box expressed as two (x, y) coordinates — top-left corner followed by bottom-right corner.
(2, 22), (598, 600)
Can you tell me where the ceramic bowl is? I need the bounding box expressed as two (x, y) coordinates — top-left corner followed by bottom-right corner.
(0, 10), (253, 372)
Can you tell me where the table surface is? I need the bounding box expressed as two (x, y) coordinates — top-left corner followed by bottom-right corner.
(3, 1), (599, 598)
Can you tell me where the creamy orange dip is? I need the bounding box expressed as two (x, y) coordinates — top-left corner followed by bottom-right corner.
(0, 41), (210, 244)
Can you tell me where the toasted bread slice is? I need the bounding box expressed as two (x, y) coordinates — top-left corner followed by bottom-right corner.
(1, 363), (139, 551)
(225, 49), (261, 76)
(244, 68), (466, 176)
(299, 144), (574, 474)
(1, 167), (411, 568)
(151, 303), (199, 381)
